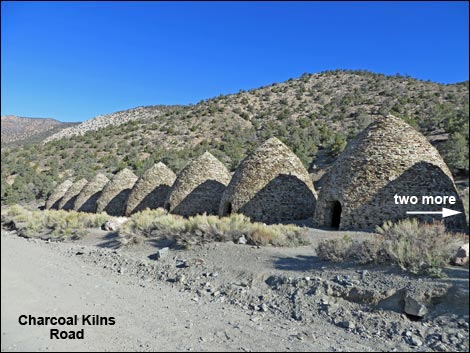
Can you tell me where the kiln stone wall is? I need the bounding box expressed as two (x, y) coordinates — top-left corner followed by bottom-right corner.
(73, 173), (110, 213)
(125, 162), (176, 216)
(165, 152), (231, 217)
(96, 168), (138, 216)
(314, 115), (467, 231)
(58, 178), (88, 210)
(45, 179), (74, 210)
(219, 137), (317, 224)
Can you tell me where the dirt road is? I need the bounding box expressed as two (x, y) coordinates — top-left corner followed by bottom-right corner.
(2, 230), (379, 352)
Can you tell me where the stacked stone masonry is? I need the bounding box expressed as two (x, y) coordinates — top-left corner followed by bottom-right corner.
(165, 152), (231, 217)
(314, 115), (467, 231)
(73, 173), (110, 213)
(58, 178), (88, 210)
(45, 179), (74, 210)
(125, 162), (176, 216)
(43, 116), (467, 234)
(219, 137), (317, 224)
(96, 168), (138, 216)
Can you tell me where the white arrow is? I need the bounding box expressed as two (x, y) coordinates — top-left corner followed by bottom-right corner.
(406, 208), (462, 218)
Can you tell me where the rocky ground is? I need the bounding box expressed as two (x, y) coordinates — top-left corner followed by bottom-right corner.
(1, 226), (469, 352)
(42, 106), (169, 143)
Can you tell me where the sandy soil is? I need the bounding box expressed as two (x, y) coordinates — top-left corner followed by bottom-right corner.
(1, 227), (468, 352)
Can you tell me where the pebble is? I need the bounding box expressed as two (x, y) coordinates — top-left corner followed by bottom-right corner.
(176, 260), (189, 269)
(339, 320), (355, 330)
(323, 303), (339, 316)
(409, 336), (423, 347)
(404, 331), (423, 347)
(429, 342), (447, 351)
(156, 247), (169, 260)
(175, 274), (186, 283)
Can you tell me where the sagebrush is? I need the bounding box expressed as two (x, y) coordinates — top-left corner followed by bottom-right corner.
(316, 219), (468, 276)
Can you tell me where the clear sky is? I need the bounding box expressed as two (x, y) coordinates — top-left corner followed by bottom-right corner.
(1, 1), (468, 122)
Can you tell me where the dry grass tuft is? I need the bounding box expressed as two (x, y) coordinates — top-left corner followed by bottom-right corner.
(3, 204), (110, 239)
(119, 208), (309, 248)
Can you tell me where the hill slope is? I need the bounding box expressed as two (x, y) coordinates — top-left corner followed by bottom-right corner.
(43, 105), (180, 143)
(1, 70), (469, 204)
(1, 115), (78, 146)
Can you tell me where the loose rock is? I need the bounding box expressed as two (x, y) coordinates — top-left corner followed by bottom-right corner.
(404, 296), (428, 317)
(339, 320), (356, 330)
(102, 218), (128, 232)
(453, 243), (469, 266)
(156, 247), (169, 260)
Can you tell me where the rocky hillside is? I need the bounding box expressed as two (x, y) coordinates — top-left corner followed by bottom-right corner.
(1, 70), (468, 204)
(43, 105), (180, 143)
(1, 115), (78, 146)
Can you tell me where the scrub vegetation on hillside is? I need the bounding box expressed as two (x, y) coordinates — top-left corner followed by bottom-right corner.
(1, 70), (468, 205)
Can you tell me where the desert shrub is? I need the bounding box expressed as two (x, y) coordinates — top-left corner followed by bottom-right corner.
(316, 219), (467, 276)
(316, 236), (352, 262)
(316, 234), (388, 264)
(119, 209), (308, 248)
(3, 205), (110, 239)
(2, 71), (467, 206)
(441, 132), (469, 174)
(4, 204), (27, 217)
(120, 208), (185, 237)
(376, 219), (464, 274)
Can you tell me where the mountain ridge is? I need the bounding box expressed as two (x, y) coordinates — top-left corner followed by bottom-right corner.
(43, 105), (182, 143)
(43, 71), (469, 144)
(1, 69), (468, 205)
(1, 115), (79, 146)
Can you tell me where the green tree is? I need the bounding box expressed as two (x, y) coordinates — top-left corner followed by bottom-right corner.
(442, 132), (469, 173)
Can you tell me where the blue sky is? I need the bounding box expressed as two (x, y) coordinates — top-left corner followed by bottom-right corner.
(1, 1), (468, 122)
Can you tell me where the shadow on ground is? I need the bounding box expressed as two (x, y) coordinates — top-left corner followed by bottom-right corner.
(272, 255), (470, 283)
(146, 238), (182, 260)
(272, 254), (417, 275)
(96, 232), (121, 249)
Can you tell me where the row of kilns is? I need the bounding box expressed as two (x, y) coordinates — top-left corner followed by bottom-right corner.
(45, 115), (467, 232)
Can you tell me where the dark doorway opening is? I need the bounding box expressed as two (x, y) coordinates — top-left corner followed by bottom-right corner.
(331, 201), (342, 229)
(223, 202), (232, 216)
